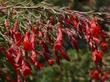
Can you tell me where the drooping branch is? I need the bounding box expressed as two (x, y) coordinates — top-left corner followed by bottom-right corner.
(0, 2), (110, 82)
(0, 3), (110, 16)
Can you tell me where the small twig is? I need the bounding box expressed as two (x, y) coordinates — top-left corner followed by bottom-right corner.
(0, 6), (39, 9)
(0, 5), (110, 15)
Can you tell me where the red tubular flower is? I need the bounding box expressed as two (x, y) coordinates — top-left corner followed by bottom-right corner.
(15, 32), (21, 41)
(22, 61), (31, 76)
(56, 25), (62, 40)
(6, 48), (20, 71)
(54, 24), (62, 50)
(90, 17), (102, 37)
(54, 24), (70, 61)
(70, 15), (78, 29)
(93, 37), (101, 44)
(48, 59), (54, 65)
(30, 50), (37, 64)
(89, 70), (100, 80)
(65, 17), (71, 25)
(92, 50), (103, 64)
(23, 32), (32, 51)
(54, 41), (62, 51)
(100, 42), (108, 52)
(12, 63), (19, 71)
(15, 49), (22, 65)
(30, 32), (35, 50)
(15, 35), (24, 46)
(91, 26), (101, 37)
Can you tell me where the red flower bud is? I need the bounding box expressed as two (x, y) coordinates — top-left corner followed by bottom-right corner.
(5, 19), (10, 30)
(48, 59), (54, 65)
(13, 20), (19, 32)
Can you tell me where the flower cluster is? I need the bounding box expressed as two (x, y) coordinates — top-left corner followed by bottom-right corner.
(0, 9), (109, 82)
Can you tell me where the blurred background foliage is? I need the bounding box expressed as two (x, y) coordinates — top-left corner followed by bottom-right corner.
(0, 0), (110, 82)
